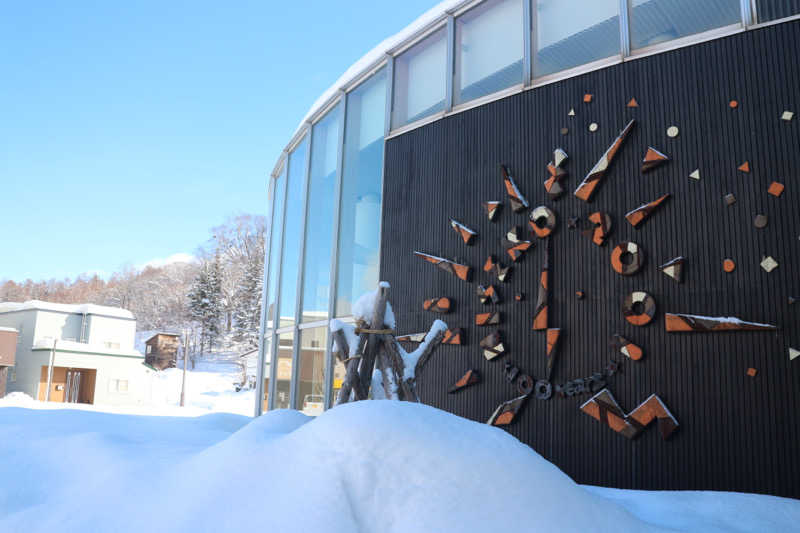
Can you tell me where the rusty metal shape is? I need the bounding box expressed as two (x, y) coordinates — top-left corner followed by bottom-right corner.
(582, 211), (612, 246)
(413, 251), (472, 282)
(475, 312), (502, 326)
(483, 201), (502, 221)
(574, 119), (635, 202)
(503, 225), (533, 262)
(504, 361), (520, 383)
(449, 218), (477, 244)
(754, 214), (768, 229)
(532, 238), (549, 330)
(575, 290), (585, 299)
(477, 284), (500, 305)
(641, 147), (670, 173)
(515, 293), (524, 301)
(738, 161), (750, 173)
(665, 313), (777, 332)
(396, 332), (426, 343)
(623, 291), (656, 326)
(535, 380), (552, 400)
(529, 206), (557, 238)
(423, 297), (451, 314)
(448, 369), (480, 393)
(480, 331), (505, 360)
(581, 389), (679, 440)
(501, 165), (529, 212)
(544, 149), (569, 200)
(517, 374), (535, 396)
(768, 182), (785, 197)
(546, 328), (561, 380)
(556, 362), (619, 397)
(611, 242), (645, 275)
(723, 193), (736, 206)
(659, 256), (684, 283)
(483, 255), (511, 282)
(747, 367), (757, 377)
(487, 393), (528, 426)
(625, 194), (670, 227)
(723, 259), (736, 272)
(442, 328), (464, 345)
(627, 97), (638, 107)
(611, 334), (643, 361)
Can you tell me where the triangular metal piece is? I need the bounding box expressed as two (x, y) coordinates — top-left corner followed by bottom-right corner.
(689, 169), (700, 180)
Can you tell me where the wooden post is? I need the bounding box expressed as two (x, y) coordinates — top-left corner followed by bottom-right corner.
(357, 284), (389, 397)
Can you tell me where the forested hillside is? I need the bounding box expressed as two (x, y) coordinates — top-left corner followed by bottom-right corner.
(0, 214), (265, 355)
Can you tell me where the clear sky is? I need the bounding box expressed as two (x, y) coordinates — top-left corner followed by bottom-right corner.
(0, 0), (437, 282)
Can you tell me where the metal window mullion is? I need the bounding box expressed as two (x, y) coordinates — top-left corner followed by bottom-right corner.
(384, 54), (395, 136)
(445, 15), (455, 111)
(323, 90), (347, 410)
(267, 148), (292, 412)
(254, 176), (277, 417)
(289, 122), (314, 410)
(523, 0), (533, 86)
(741, 0), (755, 26)
(619, 0), (631, 57)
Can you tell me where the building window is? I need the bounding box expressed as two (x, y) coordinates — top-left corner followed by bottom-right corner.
(392, 27), (447, 128)
(301, 103), (343, 324)
(273, 331), (294, 410)
(630, 0), (741, 51)
(294, 327), (327, 416)
(534, 0), (620, 77)
(335, 68), (386, 317)
(277, 138), (309, 329)
(108, 379), (129, 393)
(266, 167), (288, 330)
(756, 0), (800, 23)
(455, 0), (524, 104)
(146, 345), (152, 354)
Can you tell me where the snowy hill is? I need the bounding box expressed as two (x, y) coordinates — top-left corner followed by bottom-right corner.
(1, 401), (798, 532)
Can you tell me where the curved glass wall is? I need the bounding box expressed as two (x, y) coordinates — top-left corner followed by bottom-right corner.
(300, 104), (342, 324)
(454, 0), (524, 104)
(392, 27), (447, 128)
(294, 327), (328, 415)
(630, 0), (741, 50)
(756, 1), (800, 23)
(534, 0), (619, 77)
(335, 69), (386, 317)
(265, 166), (287, 330)
(273, 331), (294, 409)
(277, 138), (308, 329)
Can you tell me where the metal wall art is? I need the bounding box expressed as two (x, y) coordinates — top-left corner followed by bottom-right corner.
(627, 97), (638, 107)
(556, 362), (619, 397)
(450, 218), (477, 244)
(529, 206), (557, 238)
(546, 328), (561, 379)
(611, 242), (645, 275)
(761, 256), (778, 272)
(782, 111), (795, 121)
(544, 149), (569, 200)
(423, 297), (451, 313)
(747, 368), (757, 377)
(625, 194), (670, 227)
(574, 119), (635, 202)
(580, 389), (679, 440)
(413, 251), (472, 281)
(483, 201), (502, 221)
(790, 348), (800, 361)
(480, 331), (505, 360)
(768, 182), (785, 197)
(532, 239), (549, 330)
(476, 312), (502, 326)
(659, 257), (685, 283)
(503, 225), (533, 262)
(477, 284), (500, 305)
(623, 291), (656, 326)
(501, 165), (529, 212)
(724, 193), (736, 206)
(487, 394), (527, 426)
(611, 334), (643, 361)
(583, 212), (612, 246)
(442, 328), (464, 345)
(641, 147), (670, 173)
(448, 369), (480, 393)
(665, 313), (778, 332)
(584, 93), (593, 102)
(738, 161), (750, 173)
(483, 255), (510, 282)
(396, 332), (426, 343)
(723, 259), (736, 272)
(754, 214), (768, 229)
(689, 169), (701, 180)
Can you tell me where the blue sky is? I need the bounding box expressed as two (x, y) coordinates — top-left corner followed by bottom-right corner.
(0, 1), (437, 281)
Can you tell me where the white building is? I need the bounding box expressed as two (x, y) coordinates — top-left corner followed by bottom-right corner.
(0, 301), (152, 406)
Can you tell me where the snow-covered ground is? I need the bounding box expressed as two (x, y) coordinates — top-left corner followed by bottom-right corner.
(0, 400), (797, 532)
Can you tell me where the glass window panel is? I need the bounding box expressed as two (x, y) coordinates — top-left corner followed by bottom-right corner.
(534, 0), (619, 78)
(756, 1), (800, 23)
(335, 69), (386, 317)
(329, 348), (346, 409)
(631, 0), (740, 50)
(266, 168), (287, 330)
(277, 137), (308, 329)
(294, 327), (327, 415)
(260, 333), (271, 412)
(273, 331), (294, 410)
(392, 28), (447, 128)
(455, 0), (524, 104)
(300, 104), (342, 323)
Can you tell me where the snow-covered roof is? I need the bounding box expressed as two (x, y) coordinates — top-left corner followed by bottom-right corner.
(0, 300), (135, 320)
(31, 338), (143, 358)
(273, 0), (465, 177)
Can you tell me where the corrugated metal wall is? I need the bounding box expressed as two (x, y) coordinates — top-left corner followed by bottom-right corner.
(380, 21), (800, 498)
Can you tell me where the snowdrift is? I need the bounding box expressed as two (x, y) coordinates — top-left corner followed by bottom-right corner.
(1, 401), (798, 532)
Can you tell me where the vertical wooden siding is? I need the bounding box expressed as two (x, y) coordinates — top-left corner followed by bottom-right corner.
(380, 21), (800, 498)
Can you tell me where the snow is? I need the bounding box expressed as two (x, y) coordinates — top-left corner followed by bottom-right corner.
(672, 313), (777, 328)
(352, 283), (396, 329)
(0, 300), (135, 319)
(1, 400), (797, 532)
(399, 319), (448, 381)
(330, 318), (360, 357)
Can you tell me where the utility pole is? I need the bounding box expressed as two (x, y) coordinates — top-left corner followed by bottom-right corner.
(45, 339), (56, 402)
(180, 332), (188, 407)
